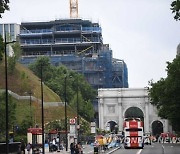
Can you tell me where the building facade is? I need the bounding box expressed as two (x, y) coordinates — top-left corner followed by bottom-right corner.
(19, 19), (128, 89)
(98, 88), (172, 134)
(0, 23), (20, 56)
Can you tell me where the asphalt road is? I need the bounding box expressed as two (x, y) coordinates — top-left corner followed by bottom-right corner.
(34, 143), (180, 154)
(111, 143), (180, 154)
(162, 143), (180, 154)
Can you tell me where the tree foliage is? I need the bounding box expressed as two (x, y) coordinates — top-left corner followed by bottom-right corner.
(29, 56), (96, 121)
(6, 43), (22, 74)
(0, 0), (9, 18)
(171, 0), (180, 20)
(11, 42), (22, 60)
(149, 56), (180, 131)
(29, 56), (54, 81)
(16, 115), (32, 135)
(0, 92), (16, 141)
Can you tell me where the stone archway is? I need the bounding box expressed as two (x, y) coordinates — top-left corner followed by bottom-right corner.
(124, 107), (144, 122)
(106, 121), (118, 133)
(98, 88), (171, 134)
(152, 120), (163, 136)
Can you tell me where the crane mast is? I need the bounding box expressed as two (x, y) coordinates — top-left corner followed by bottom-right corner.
(70, 0), (78, 18)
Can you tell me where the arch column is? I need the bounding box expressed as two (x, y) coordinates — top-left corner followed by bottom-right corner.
(99, 98), (104, 129)
(144, 99), (150, 133)
(164, 119), (169, 133)
(118, 91), (123, 131)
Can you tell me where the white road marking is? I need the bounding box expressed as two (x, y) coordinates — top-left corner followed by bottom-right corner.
(162, 145), (165, 154)
(107, 147), (120, 154)
(136, 149), (142, 154)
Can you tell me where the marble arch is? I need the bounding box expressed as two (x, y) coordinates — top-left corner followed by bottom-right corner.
(98, 88), (172, 134)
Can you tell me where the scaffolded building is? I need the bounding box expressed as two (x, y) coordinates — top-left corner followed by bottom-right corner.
(19, 19), (128, 89)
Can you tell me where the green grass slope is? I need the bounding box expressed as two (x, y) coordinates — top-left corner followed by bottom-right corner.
(14, 98), (76, 125)
(0, 61), (76, 124)
(0, 61), (60, 102)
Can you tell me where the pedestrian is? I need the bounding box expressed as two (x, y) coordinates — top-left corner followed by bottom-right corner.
(52, 138), (57, 151)
(20, 139), (26, 154)
(26, 143), (31, 154)
(70, 142), (75, 154)
(77, 142), (83, 154)
(74, 143), (79, 154)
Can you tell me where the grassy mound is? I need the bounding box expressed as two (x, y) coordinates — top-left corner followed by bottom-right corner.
(0, 61), (60, 102)
(0, 61), (76, 124)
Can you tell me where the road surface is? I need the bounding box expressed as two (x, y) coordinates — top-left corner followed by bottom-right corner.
(112, 143), (180, 154)
(26, 143), (180, 154)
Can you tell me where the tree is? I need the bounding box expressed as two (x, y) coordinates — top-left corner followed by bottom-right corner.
(0, 0), (10, 18)
(29, 56), (96, 121)
(11, 42), (22, 60)
(83, 100), (95, 121)
(0, 92), (16, 141)
(0, 35), (4, 61)
(149, 56), (180, 132)
(8, 43), (22, 74)
(8, 56), (16, 74)
(171, 0), (180, 20)
(16, 115), (32, 135)
(29, 56), (54, 81)
(45, 120), (65, 131)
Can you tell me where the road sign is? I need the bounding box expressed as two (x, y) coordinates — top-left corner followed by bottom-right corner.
(70, 118), (76, 124)
(91, 122), (96, 133)
(91, 122), (96, 127)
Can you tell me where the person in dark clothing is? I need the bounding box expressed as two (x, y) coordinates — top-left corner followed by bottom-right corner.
(74, 144), (79, 154)
(70, 142), (75, 154)
(20, 139), (26, 154)
(78, 142), (83, 154)
(26, 143), (31, 154)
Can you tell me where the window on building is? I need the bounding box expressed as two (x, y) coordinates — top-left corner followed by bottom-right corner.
(10, 24), (14, 32)
(5, 24), (9, 33)
(0, 25), (3, 35)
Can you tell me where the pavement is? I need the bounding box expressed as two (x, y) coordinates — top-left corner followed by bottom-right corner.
(25, 144), (120, 154)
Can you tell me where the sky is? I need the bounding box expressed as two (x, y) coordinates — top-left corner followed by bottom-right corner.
(0, 0), (179, 88)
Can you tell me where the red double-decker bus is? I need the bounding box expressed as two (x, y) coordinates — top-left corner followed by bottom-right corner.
(123, 118), (144, 149)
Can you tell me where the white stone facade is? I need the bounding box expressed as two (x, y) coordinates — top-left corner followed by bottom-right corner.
(98, 88), (172, 134)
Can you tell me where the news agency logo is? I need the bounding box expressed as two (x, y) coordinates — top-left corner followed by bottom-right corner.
(157, 137), (180, 143)
(124, 137), (143, 144)
(123, 136), (180, 144)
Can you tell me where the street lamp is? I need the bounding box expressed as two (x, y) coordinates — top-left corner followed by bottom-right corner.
(76, 77), (80, 143)
(40, 64), (45, 154)
(29, 91), (33, 124)
(64, 75), (72, 151)
(64, 75), (68, 151)
(4, 33), (16, 154)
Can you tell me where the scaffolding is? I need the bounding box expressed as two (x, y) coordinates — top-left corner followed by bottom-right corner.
(19, 19), (128, 89)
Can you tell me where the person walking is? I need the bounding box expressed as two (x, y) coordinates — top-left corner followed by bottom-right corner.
(20, 139), (26, 154)
(70, 142), (75, 154)
(74, 143), (79, 154)
(26, 143), (31, 154)
(77, 142), (83, 154)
